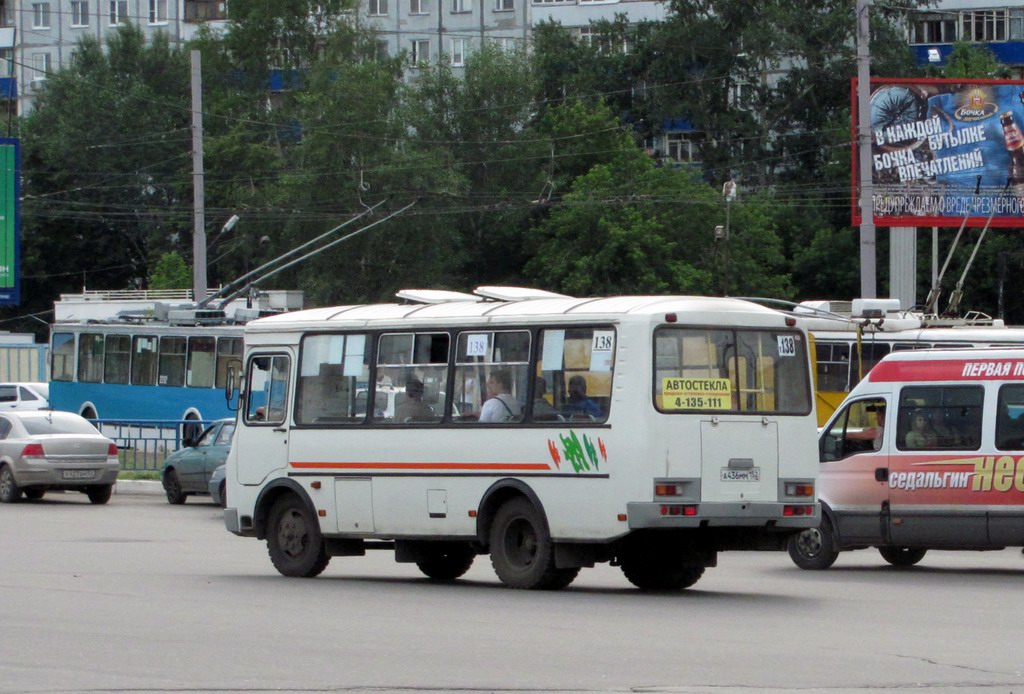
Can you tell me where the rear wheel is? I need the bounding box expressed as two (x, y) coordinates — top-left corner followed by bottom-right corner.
(86, 485), (112, 505)
(0, 465), (21, 503)
(620, 558), (706, 591)
(489, 497), (578, 590)
(788, 516), (840, 570)
(267, 495), (330, 578)
(878, 546), (927, 567)
(218, 480), (227, 509)
(163, 469), (187, 505)
(416, 545), (476, 581)
(23, 488), (45, 501)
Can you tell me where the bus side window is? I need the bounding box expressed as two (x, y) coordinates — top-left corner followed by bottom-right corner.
(246, 355), (290, 425)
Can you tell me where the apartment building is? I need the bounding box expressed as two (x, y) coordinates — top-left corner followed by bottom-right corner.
(0, 0), (227, 116)
(909, 0), (1024, 75)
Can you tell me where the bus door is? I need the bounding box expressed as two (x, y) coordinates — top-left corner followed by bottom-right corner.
(887, 384), (987, 547)
(817, 397), (889, 545)
(237, 352), (293, 485)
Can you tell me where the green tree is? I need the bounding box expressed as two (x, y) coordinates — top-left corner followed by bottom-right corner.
(940, 41), (1010, 79)
(150, 251), (192, 289)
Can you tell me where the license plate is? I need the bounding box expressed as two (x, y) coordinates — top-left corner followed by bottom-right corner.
(721, 467), (760, 482)
(62, 469), (96, 480)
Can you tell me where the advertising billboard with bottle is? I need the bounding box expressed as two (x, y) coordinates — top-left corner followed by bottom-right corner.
(852, 78), (1024, 228)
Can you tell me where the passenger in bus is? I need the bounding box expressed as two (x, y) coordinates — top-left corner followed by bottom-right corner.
(395, 378), (434, 422)
(479, 369), (521, 423)
(564, 375), (602, 419)
(904, 410), (937, 449)
(533, 377), (558, 420)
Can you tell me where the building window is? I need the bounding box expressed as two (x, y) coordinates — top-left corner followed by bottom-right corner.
(31, 53), (51, 82)
(910, 12), (957, 44)
(110, 0), (128, 24)
(411, 38), (430, 65)
(1011, 9), (1024, 40)
(450, 38), (465, 66)
(369, 0), (388, 15)
(665, 132), (697, 163)
(495, 0), (513, 10)
(149, 0), (168, 23)
(32, 2), (51, 28)
(962, 10), (1007, 42)
(410, 0), (427, 14)
(489, 37), (516, 51)
(71, 1), (90, 26)
(451, 0), (469, 13)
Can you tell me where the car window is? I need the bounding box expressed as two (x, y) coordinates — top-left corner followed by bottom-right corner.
(0, 417), (11, 438)
(195, 425), (217, 447)
(0, 386), (16, 402)
(19, 387), (39, 402)
(214, 424), (235, 446)
(20, 415), (99, 436)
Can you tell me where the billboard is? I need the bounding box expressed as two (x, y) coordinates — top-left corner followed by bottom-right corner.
(852, 78), (1024, 228)
(0, 138), (18, 306)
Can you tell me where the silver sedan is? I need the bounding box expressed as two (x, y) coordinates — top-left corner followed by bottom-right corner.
(0, 411), (120, 504)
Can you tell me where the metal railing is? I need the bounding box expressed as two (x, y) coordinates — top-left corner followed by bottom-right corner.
(93, 419), (216, 472)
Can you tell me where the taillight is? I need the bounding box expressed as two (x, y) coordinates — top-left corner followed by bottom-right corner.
(108, 443), (119, 456)
(785, 483), (815, 497)
(660, 504), (698, 516)
(783, 505), (815, 516)
(21, 443), (45, 458)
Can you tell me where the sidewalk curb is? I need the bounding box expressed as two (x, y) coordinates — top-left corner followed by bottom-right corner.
(114, 479), (164, 496)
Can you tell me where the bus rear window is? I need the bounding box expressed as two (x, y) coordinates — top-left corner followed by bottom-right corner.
(654, 327), (811, 415)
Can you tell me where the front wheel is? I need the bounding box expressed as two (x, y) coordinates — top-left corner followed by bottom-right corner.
(0, 465), (21, 503)
(788, 516), (840, 570)
(489, 497), (578, 590)
(878, 546), (927, 567)
(86, 485), (112, 505)
(267, 495), (330, 578)
(620, 558), (706, 591)
(23, 488), (45, 501)
(416, 545), (476, 581)
(163, 469), (187, 505)
(218, 481), (227, 509)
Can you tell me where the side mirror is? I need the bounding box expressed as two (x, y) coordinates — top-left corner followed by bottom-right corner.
(226, 363), (240, 412)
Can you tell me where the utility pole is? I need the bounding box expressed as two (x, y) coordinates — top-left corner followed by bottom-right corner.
(856, 0), (876, 298)
(191, 49), (207, 302)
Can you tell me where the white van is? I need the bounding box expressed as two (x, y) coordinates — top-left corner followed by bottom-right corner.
(0, 383), (50, 411)
(790, 347), (1024, 569)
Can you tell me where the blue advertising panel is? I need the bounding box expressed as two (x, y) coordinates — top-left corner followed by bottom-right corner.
(853, 78), (1024, 228)
(0, 138), (18, 305)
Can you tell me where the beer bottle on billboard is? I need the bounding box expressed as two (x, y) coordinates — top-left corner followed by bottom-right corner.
(1000, 111), (1024, 194)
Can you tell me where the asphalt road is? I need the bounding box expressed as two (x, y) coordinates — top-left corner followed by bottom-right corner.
(1, 492), (1023, 694)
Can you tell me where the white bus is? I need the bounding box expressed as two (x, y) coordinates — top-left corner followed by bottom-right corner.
(224, 288), (820, 591)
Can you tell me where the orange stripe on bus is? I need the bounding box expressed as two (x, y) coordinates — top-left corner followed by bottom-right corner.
(289, 461), (551, 471)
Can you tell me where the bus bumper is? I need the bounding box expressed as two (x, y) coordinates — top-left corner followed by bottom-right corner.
(626, 501), (819, 529)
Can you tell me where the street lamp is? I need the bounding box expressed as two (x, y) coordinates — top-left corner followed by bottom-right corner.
(721, 178), (737, 296)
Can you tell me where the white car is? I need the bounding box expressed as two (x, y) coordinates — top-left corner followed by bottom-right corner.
(0, 410), (120, 504)
(0, 383), (50, 410)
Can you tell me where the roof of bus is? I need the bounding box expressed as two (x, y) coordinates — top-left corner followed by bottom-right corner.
(865, 346), (1024, 384)
(244, 295), (794, 331)
(811, 325), (1024, 343)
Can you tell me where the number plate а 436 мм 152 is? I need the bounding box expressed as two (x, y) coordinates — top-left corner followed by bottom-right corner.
(721, 467), (760, 482)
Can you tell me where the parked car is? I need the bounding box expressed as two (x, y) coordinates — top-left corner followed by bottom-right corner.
(0, 383), (50, 411)
(161, 419), (235, 505)
(0, 410), (119, 504)
(208, 464), (226, 508)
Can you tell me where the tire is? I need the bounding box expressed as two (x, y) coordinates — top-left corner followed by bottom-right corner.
(788, 516), (840, 570)
(0, 465), (21, 503)
(489, 497), (578, 590)
(86, 485), (113, 505)
(218, 481), (227, 509)
(23, 488), (45, 501)
(878, 546), (927, 567)
(266, 495), (330, 578)
(415, 545), (476, 581)
(620, 557), (706, 591)
(163, 469), (188, 505)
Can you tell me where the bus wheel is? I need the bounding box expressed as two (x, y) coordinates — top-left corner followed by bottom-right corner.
(0, 465), (22, 503)
(267, 495), (330, 578)
(24, 488), (45, 501)
(788, 517), (839, 570)
(489, 497), (578, 590)
(879, 546), (927, 568)
(416, 545), (476, 581)
(163, 469), (188, 505)
(620, 556), (706, 591)
(86, 485), (113, 505)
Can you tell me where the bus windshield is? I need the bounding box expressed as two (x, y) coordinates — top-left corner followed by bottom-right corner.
(654, 327), (812, 414)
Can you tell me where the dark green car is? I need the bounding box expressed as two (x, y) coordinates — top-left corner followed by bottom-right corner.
(161, 419), (235, 505)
